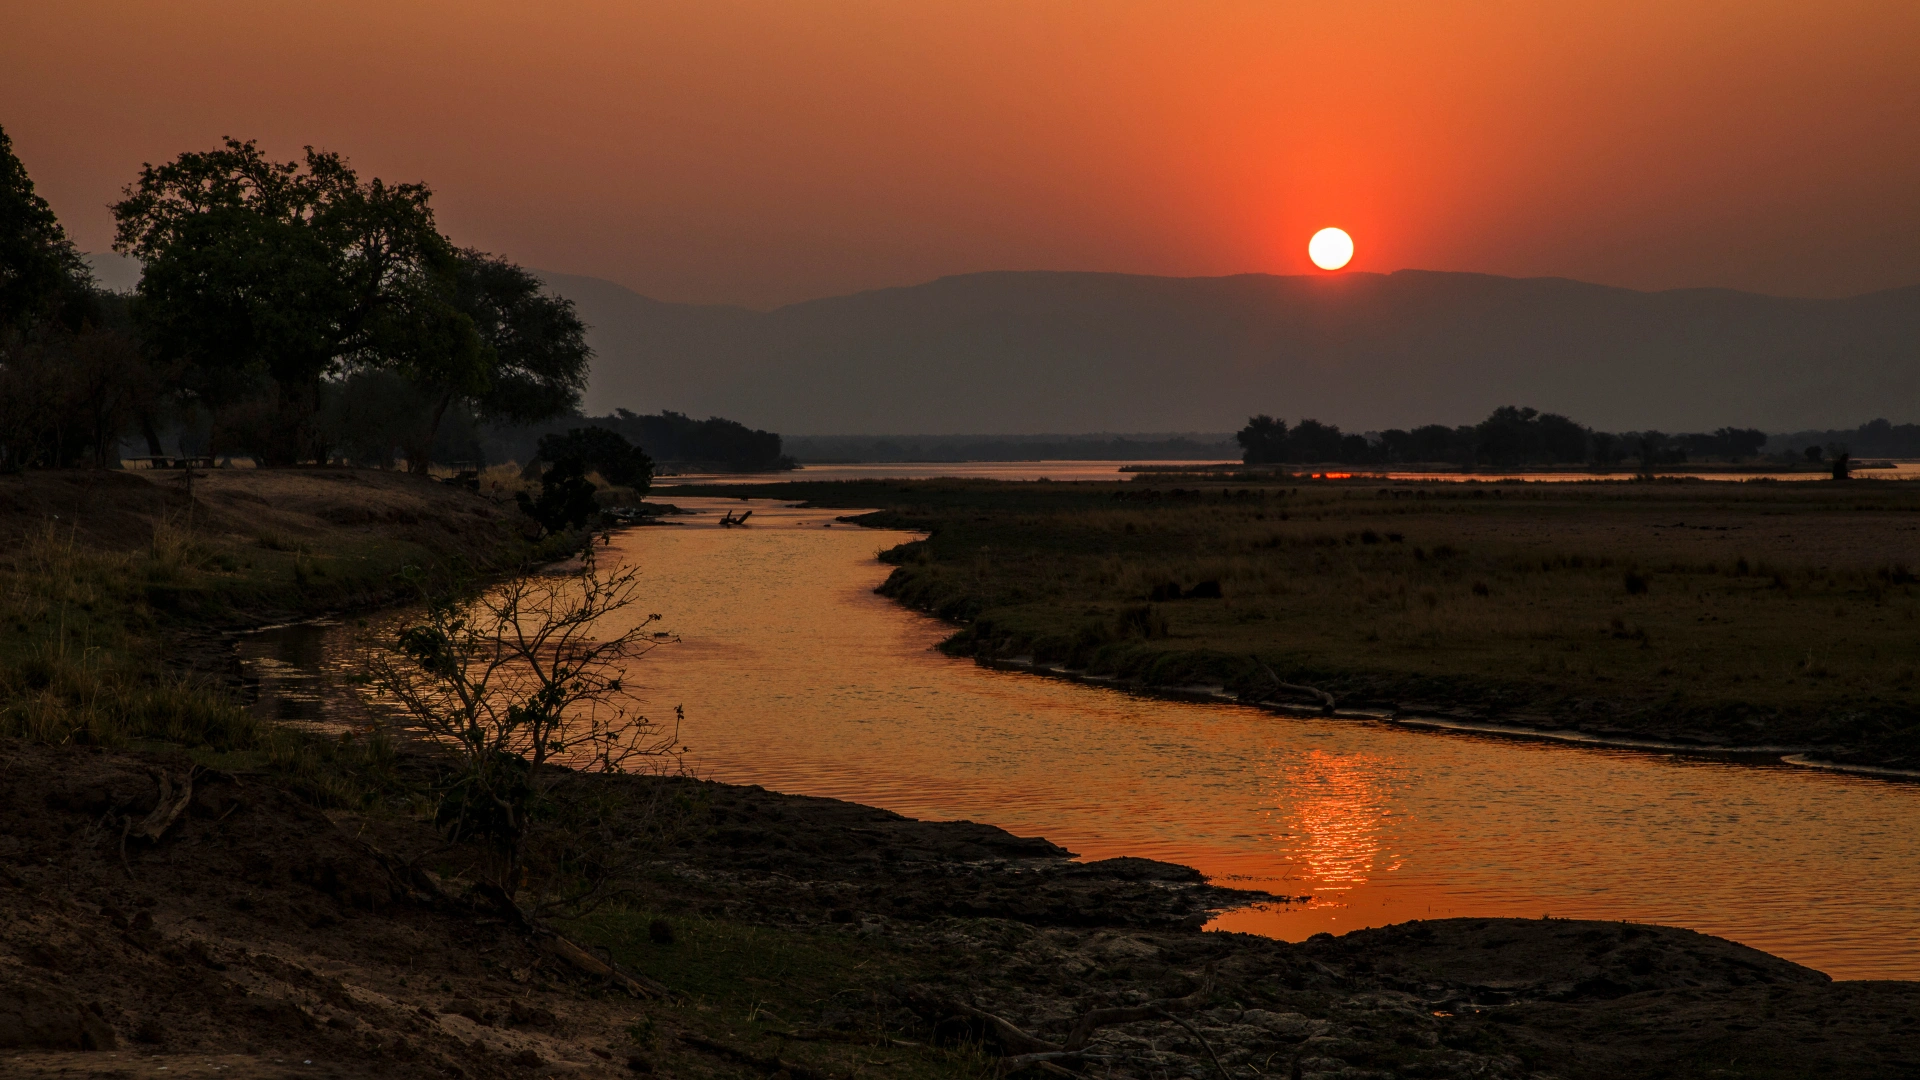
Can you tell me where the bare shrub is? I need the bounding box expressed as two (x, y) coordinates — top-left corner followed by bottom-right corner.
(372, 548), (681, 901)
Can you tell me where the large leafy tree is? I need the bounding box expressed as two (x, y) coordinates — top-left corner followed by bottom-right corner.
(1235, 415), (1289, 465)
(391, 250), (591, 474)
(0, 126), (164, 469)
(111, 138), (476, 463)
(0, 124), (91, 334)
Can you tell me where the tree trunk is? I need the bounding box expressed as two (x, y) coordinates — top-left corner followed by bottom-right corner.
(408, 388), (455, 476)
(139, 412), (164, 456)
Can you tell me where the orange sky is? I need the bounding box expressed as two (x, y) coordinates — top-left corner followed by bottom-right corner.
(6, 1), (1917, 307)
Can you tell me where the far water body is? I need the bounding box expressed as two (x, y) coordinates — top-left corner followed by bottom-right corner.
(673, 459), (1920, 485)
(590, 498), (1920, 982)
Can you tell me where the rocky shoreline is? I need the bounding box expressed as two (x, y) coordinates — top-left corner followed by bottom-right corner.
(5, 740), (1917, 1080)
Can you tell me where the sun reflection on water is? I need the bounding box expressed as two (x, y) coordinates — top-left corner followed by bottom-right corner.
(265, 496), (1920, 980)
(1269, 749), (1404, 898)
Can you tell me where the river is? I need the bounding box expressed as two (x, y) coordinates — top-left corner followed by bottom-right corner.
(240, 495), (1920, 980)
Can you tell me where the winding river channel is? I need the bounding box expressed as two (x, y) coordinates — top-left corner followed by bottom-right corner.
(243, 496), (1920, 980)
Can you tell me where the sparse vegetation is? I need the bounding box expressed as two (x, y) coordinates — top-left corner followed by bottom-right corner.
(0, 468), (558, 793)
(691, 475), (1920, 766)
(374, 546), (680, 903)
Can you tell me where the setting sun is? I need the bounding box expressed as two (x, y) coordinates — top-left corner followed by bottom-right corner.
(1309, 227), (1354, 270)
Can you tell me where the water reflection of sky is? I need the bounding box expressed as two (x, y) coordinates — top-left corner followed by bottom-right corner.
(259, 496), (1920, 980)
(582, 499), (1920, 979)
(666, 460), (1920, 486)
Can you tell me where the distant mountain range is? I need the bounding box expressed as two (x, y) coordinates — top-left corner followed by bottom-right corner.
(88, 254), (1919, 435)
(543, 270), (1920, 435)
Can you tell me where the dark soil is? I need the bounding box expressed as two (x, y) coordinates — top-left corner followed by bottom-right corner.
(5, 742), (1915, 1079)
(628, 777), (1920, 1080)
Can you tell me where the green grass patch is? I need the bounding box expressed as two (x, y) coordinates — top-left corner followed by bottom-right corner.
(565, 906), (987, 1080)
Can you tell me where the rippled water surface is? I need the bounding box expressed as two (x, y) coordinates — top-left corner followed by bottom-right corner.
(386, 498), (1920, 979)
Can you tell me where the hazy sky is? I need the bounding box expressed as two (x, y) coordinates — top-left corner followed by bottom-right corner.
(7, 1), (1917, 308)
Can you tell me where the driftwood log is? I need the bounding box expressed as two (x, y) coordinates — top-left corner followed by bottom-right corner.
(130, 767), (198, 843)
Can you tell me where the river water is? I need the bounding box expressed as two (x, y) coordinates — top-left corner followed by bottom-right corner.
(584, 498), (1920, 982)
(240, 496), (1920, 980)
(679, 460), (1920, 484)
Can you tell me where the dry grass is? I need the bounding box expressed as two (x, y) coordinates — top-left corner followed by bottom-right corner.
(0, 466), (554, 801)
(692, 476), (1920, 759)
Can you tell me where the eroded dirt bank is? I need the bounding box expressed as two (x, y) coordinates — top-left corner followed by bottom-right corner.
(4, 741), (1918, 1080)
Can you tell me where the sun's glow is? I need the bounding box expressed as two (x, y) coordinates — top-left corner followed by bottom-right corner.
(1308, 227), (1354, 271)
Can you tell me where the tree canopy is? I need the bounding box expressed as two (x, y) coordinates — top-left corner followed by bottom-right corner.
(111, 138), (478, 462)
(0, 124), (91, 334)
(110, 139), (592, 469)
(1235, 408), (1775, 468)
(386, 251), (591, 472)
(535, 427), (652, 492)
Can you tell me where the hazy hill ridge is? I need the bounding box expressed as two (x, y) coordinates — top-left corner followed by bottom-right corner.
(541, 269), (1920, 436)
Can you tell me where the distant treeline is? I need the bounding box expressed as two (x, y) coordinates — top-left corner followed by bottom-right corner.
(1237, 407), (1776, 468)
(1766, 420), (1920, 461)
(786, 433), (1237, 463)
(483, 409), (793, 473)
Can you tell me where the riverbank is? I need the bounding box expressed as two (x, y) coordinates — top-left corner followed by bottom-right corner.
(0, 467), (569, 753)
(3, 468), (1917, 1077)
(673, 477), (1920, 769)
(5, 737), (1917, 1079)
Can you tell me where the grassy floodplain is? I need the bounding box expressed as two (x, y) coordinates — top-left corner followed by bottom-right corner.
(683, 474), (1920, 768)
(0, 466), (557, 787)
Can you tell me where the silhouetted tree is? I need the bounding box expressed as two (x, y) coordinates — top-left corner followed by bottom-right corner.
(1289, 419), (1345, 463)
(1718, 427), (1768, 460)
(516, 457), (600, 537)
(535, 427), (652, 493)
(0, 132), (161, 469)
(1236, 415), (1289, 465)
(391, 251), (589, 474)
(0, 124), (92, 334)
(112, 138), (469, 463)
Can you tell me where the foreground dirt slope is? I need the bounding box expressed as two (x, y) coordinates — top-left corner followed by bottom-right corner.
(0, 741), (642, 1079)
(7, 742), (1915, 1080)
